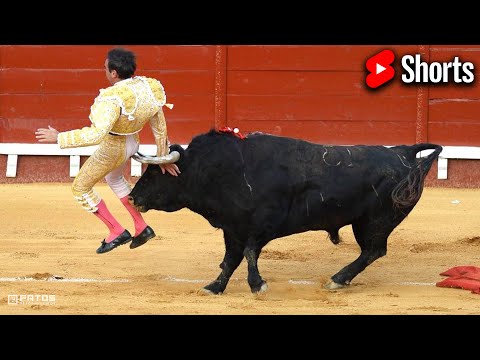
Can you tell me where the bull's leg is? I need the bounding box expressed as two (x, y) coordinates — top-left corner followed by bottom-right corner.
(326, 217), (397, 289)
(203, 239), (244, 295)
(241, 202), (288, 294)
(244, 246), (268, 294)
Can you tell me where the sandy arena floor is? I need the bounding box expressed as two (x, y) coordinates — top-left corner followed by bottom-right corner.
(0, 183), (479, 314)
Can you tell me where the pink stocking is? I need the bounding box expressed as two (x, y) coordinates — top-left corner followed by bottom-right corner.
(120, 195), (148, 236)
(93, 200), (126, 242)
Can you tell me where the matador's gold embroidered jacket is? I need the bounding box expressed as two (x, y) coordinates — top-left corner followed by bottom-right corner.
(58, 76), (172, 157)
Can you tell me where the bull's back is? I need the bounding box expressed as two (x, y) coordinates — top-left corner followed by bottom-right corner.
(243, 135), (408, 195)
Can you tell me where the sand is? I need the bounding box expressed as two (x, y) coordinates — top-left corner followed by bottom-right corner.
(0, 183), (479, 314)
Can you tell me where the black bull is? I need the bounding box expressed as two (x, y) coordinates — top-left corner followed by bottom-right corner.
(130, 130), (443, 294)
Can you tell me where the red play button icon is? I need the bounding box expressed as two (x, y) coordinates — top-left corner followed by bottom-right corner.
(366, 49), (395, 89)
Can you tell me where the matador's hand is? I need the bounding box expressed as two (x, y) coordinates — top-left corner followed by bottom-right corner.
(35, 125), (59, 143)
(160, 163), (181, 177)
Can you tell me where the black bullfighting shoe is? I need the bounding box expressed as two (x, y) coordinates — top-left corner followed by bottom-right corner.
(96, 230), (132, 254)
(130, 226), (156, 249)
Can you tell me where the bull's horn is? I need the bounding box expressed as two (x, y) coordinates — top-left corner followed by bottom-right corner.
(131, 151), (180, 164)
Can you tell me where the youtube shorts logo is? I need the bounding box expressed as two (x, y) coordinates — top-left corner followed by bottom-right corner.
(366, 49), (475, 89)
(366, 49), (395, 89)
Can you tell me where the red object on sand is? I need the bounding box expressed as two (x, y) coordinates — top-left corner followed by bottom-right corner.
(436, 266), (480, 294)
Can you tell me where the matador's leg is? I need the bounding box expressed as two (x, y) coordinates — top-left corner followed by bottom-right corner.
(71, 135), (131, 249)
(105, 134), (152, 240)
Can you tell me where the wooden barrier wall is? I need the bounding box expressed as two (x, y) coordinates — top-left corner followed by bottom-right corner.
(1, 45), (480, 186)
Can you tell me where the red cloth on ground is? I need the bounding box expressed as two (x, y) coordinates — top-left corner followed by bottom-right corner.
(436, 266), (480, 294)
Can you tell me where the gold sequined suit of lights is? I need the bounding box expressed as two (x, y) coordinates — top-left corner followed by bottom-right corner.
(57, 76), (173, 212)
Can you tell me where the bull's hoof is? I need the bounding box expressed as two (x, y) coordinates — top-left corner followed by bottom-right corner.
(251, 280), (268, 294)
(324, 280), (347, 290)
(203, 281), (225, 295)
(199, 287), (222, 296)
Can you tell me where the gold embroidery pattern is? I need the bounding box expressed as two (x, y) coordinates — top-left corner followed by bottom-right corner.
(151, 110), (168, 156)
(71, 135), (129, 212)
(73, 190), (102, 212)
(58, 76), (171, 212)
(58, 77), (170, 149)
(58, 100), (120, 148)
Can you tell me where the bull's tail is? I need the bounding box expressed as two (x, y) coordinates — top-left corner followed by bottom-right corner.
(391, 143), (443, 209)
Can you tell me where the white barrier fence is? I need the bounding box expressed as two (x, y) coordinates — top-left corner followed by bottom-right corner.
(1, 143), (480, 179)
(0, 143), (173, 178)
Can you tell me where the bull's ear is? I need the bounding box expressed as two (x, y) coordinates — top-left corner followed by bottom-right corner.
(169, 144), (185, 156)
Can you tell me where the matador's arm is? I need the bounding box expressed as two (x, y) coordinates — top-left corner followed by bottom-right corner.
(58, 99), (120, 149)
(149, 108), (169, 157)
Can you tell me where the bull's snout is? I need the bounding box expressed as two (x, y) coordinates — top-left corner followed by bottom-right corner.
(128, 194), (147, 213)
